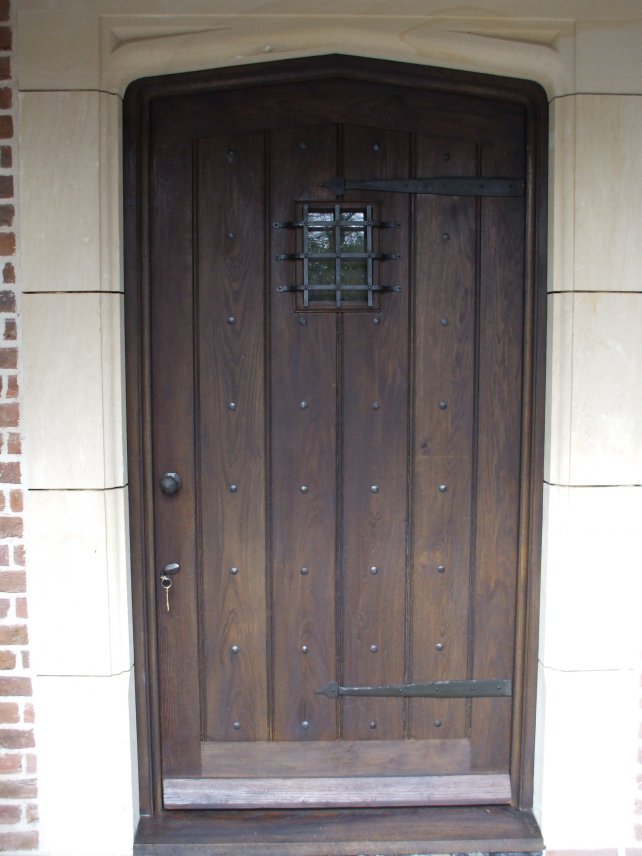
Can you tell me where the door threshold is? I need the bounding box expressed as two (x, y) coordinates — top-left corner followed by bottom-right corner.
(134, 804), (543, 855)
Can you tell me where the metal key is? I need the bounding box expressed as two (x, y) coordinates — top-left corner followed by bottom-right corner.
(160, 574), (172, 612)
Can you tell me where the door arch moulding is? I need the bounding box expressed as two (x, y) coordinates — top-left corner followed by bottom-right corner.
(99, 11), (572, 98)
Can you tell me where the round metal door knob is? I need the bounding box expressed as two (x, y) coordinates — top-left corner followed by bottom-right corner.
(159, 472), (182, 495)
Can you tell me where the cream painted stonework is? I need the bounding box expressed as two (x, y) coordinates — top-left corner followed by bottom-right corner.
(16, 1), (642, 853)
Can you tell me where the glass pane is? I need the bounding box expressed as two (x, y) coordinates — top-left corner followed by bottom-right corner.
(340, 259), (368, 285)
(339, 289), (368, 303)
(308, 229), (335, 253)
(340, 210), (365, 224)
(307, 210), (335, 224)
(340, 228), (365, 252)
(308, 259), (335, 286)
(308, 288), (336, 303)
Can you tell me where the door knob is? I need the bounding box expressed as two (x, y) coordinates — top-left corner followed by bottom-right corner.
(160, 472), (182, 495)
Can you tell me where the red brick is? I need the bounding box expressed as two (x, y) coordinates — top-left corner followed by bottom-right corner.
(0, 116), (12, 140)
(0, 625), (27, 645)
(0, 87), (10, 111)
(0, 831), (39, 851)
(0, 231), (14, 256)
(0, 491), (5, 511)
(2, 262), (13, 284)
(6, 373), (18, 398)
(0, 58), (10, 82)
(0, 702), (18, 722)
(0, 289), (14, 311)
(0, 204), (13, 227)
(25, 754), (36, 773)
(20, 651), (29, 669)
(0, 28), (11, 51)
(0, 731), (35, 752)
(0, 404), (18, 428)
(23, 703), (34, 724)
(0, 803), (20, 824)
(0, 516), (22, 538)
(0, 347), (16, 369)
(13, 544), (25, 567)
(0, 754), (21, 773)
(7, 432), (20, 455)
(9, 490), (21, 513)
(0, 650), (15, 670)
(0, 543), (9, 565)
(26, 803), (38, 824)
(0, 461), (20, 481)
(0, 677), (31, 696)
(0, 145), (10, 168)
(0, 597), (8, 618)
(4, 320), (16, 342)
(0, 572), (22, 593)
(0, 175), (12, 197)
(0, 2), (9, 23)
(15, 597), (26, 618)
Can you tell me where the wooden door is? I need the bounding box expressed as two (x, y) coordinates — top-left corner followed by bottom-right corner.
(126, 57), (546, 818)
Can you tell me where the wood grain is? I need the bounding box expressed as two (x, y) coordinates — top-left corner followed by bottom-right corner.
(197, 132), (268, 741)
(164, 773), (511, 809)
(201, 738), (470, 777)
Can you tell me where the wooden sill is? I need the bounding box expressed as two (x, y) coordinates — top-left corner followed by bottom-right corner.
(134, 805), (544, 855)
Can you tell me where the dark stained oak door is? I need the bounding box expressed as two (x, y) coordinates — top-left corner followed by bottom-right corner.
(135, 58), (545, 812)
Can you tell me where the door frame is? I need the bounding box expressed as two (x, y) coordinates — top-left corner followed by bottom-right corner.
(124, 54), (547, 853)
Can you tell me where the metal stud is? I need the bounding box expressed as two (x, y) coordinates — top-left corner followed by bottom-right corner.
(228, 402), (237, 411)
(433, 719), (442, 728)
(229, 483), (238, 493)
(301, 720), (310, 730)
(299, 400), (309, 410)
(370, 401), (381, 410)
(369, 721), (377, 729)
(298, 316), (307, 326)
(438, 483), (448, 493)
(300, 485), (309, 494)
(227, 316), (236, 325)
(437, 564), (446, 574)
(443, 152), (451, 161)
(370, 485), (380, 494)
(227, 232), (236, 240)
(227, 148), (238, 163)
(231, 644), (240, 654)
(435, 642), (444, 652)
(373, 143), (381, 152)
(233, 721), (241, 730)
(301, 645), (310, 654)
(440, 317), (449, 327)
(438, 401), (448, 410)
(230, 566), (239, 575)
(300, 566), (309, 575)
(441, 233), (450, 241)
(372, 317), (382, 326)
(369, 644), (379, 653)
(299, 140), (308, 150)
(370, 566), (379, 575)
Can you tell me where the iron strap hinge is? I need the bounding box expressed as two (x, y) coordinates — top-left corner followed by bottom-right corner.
(323, 176), (525, 198)
(316, 678), (512, 699)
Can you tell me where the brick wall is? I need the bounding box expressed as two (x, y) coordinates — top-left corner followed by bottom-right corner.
(0, 1), (38, 852)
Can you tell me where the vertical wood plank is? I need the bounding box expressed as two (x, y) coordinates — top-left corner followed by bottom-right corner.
(150, 143), (201, 774)
(410, 138), (477, 740)
(270, 126), (339, 740)
(471, 142), (525, 770)
(340, 126), (410, 740)
(197, 132), (268, 741)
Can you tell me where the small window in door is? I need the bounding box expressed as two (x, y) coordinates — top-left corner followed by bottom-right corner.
(275, 203), (401, 309)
